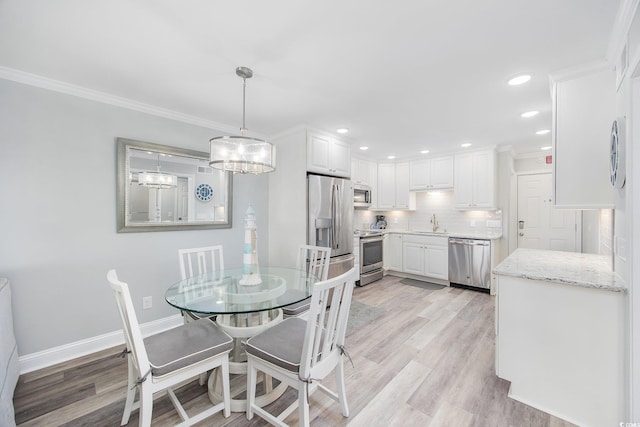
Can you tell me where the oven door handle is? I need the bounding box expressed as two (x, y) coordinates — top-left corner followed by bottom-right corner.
(361, 236), (384, 243)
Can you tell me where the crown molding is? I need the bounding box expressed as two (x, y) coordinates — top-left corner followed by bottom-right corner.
(548, 60), (612, 83)
(514, 150), (550, 160)
(606, 0), (640, 64)
(0, 66), (245, 136)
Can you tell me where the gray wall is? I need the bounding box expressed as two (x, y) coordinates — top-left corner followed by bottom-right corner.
(0, 79), (270, 355)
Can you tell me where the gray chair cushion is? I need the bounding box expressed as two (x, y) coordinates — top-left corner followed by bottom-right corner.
(246, 317), (306, 372)
(144, 318), (233, 377)
(282, 297), (310, 316)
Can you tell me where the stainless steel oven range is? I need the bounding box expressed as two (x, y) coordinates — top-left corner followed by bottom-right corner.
(358, 231), (384, 286)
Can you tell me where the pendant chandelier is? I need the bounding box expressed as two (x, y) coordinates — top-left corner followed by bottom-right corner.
(138, 154), (178, 189)
(209, 67), (276, 175)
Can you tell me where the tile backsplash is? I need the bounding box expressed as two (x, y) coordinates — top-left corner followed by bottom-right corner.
(354, 190), (503, 235)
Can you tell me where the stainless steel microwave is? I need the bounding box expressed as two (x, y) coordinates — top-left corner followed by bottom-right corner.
(353, 184), (371, 208)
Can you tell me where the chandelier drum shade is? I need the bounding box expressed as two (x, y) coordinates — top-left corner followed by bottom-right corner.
(209, 67), (276, 174)
(138, 154), (178, 189)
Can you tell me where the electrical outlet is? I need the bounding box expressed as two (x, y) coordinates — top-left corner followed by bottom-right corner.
(470, 220), (476, 227)
(142, 296), (152, 310)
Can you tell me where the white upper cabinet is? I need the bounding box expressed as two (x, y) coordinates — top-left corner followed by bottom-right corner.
(377, 163), (396, 209)
(430, 156), (455, 188)
(307, 132), (351, 178)
(377, 162), (414, 210)
(409, 156), (454, 190)
(551, 64), (615, 208)
(454, 149), (497, 210)
(351, 157), (376, 187)
(395, 162), (411, 208)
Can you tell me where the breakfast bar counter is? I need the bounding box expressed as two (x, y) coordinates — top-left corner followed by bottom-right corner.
(493, 248), (625, 292)
(493, 248), (626, 427)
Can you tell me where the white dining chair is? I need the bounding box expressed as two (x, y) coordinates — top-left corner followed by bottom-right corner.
(178, 245), (224, 322)
(282, 245), (331, 318)
(107, 270), (232, 427)
(245, 267), (357, 427)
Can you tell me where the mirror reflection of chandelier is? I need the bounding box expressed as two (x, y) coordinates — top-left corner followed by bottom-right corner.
(209, 67), (276, 175)
(138, 154), (178, 189)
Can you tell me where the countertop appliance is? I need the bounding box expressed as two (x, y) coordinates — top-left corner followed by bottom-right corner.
(375, 215), (387, 230)
(353, 184), (371, 208)
(308, 174), (354, 278)
(357, 230), (384, 286)
(448, 238), (491, 292)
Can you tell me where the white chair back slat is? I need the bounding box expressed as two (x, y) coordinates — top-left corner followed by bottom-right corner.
(322, 281), (344, 356)
(299, 268), (356, 381)
(107, 270), (150, 375)
(296, 245), (331, 281)
(178, 245), (224, 280)
(310, 287), (328, 364)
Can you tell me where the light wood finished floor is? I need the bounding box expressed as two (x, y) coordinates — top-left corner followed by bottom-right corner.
(13, 275), (576, 426)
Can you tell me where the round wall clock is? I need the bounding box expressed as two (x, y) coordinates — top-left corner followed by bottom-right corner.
(195, 183), (214, 202)
(609, 117), (626, 189)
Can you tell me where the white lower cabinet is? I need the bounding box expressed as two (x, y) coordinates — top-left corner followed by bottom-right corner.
(402, 234), (448, 280)
(424, 245), (448, 279)
(384, 233), (403, 271)
(402, 242), (424, 275)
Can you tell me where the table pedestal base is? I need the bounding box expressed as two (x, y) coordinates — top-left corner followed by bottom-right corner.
(210, 309), (286, 412)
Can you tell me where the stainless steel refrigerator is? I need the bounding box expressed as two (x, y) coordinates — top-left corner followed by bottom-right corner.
(308, 174), (354, 278)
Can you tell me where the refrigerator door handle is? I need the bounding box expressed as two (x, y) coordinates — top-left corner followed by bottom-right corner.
(335, 184), (341, 250)
(331, 184), (340, 250)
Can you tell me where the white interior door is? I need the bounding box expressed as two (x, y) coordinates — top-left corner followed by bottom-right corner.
(517, 173), (578, 252)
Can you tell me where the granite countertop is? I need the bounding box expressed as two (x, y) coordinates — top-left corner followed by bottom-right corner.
(493, 248), (626, 293)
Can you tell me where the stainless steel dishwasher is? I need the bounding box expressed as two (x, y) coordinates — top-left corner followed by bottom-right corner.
(448, 238), (491, 292)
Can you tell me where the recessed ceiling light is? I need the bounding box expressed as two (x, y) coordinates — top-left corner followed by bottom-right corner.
(540, 146), (552, 151)
(461, 143), (472, 148)
(521, 110), (539, 118)
(387, 155), (396, 160)
(508, 74), (532, 85)
(420, 150), (430, 154)
(359, 146), (369, 151)
(536, 129), (551, 135)
(336, 128), (349, 134)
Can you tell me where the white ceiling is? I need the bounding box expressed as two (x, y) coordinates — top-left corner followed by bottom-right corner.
(0, 0), (620, 160)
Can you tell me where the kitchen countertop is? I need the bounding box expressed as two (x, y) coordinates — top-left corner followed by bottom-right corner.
(375, 229), (502, 240)
(493, 248), (626, 293)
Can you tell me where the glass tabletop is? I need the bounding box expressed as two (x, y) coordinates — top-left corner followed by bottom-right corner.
(165, 266), (318, 315)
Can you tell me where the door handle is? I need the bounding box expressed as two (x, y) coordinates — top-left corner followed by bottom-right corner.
(519, 232), (524, 237)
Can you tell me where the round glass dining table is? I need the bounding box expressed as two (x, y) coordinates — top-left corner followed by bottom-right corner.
(165, 266), (318, 317)
(164, 266), (319, 412)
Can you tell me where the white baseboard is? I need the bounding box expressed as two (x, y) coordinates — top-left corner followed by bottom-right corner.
(507, 387), (583, 427)
(18, 314), (183, 374)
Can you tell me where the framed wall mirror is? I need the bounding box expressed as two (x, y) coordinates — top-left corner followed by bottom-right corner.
(116, 138), (233, 232)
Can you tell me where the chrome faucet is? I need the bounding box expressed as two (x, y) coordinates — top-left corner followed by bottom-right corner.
(431, 213), (439, 232)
